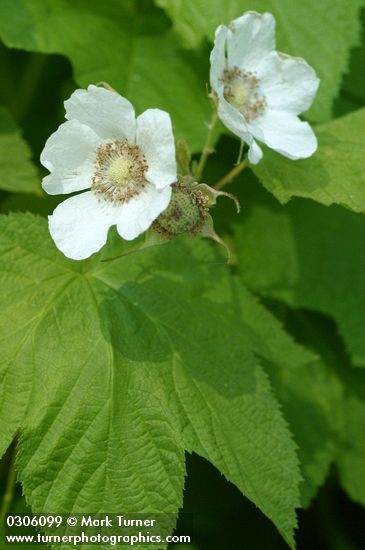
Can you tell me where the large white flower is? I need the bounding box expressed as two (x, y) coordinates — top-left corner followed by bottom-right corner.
(210, 11), (320, 164)
(41, 85), (177, 260)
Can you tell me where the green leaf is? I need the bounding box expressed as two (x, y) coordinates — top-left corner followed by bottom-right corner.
(231, 180), (365, 366)
(263, 304), (365, 509)
(0, 0), (211, 152)
(337, 395), (365, 506)
(231, 290), (343, 507)
(270, 359), (343, 507)
(156, 0), (364, 122)
(0, 106), (40, 194)
(252, 108), (365, 212)
(0, 213), (302, 548)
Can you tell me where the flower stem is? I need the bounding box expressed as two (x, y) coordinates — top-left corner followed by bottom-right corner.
(235, 140), (244, 166)
(214, 158), (248, 190)
(0, 446), (17, 527)
(195, 108), (219, 182)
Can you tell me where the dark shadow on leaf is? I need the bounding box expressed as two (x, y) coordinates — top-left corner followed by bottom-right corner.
(98, 274), (258, 398)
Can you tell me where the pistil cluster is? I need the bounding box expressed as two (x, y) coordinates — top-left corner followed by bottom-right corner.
(223, 67), (266, 122)
(92, 140), (148, 204)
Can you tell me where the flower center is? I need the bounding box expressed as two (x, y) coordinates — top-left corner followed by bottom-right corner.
(228, 82), (251, 109)
(108, 157), (133, 187)
(223, 67), (266, 122)
(92, 140), (148, 204)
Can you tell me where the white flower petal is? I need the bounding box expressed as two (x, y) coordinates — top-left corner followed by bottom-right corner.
(136, 109), (177, 189)
(210, 11), (319, 162)
(41, 120), (100, 195)
(258, 51), (320, 114)
(210, 24), (228, 92)
(227, 12), (276, 71)
(250, 110), (318, 159)
(117, 184), (172, 240)
(64, 84), (136, 142)
(217, 94), (251, 142)
(248, 140), (263, 164)
(48, 191), (119, 260)
(216, 94), (264, 164)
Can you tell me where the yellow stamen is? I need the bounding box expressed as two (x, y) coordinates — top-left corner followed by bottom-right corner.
(108, 157), (133, 187)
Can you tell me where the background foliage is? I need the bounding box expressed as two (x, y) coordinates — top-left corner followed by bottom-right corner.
(0, 1), (364, 549)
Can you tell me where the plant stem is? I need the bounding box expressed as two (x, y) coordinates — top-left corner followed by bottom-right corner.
(214, 158), (248, 190)
(195, 109), (219, 181)
(235, 140), (244, 166)
(0, 446), (17, 527)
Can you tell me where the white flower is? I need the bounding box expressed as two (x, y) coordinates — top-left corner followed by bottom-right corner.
(210, 11), (320, 164)
(41, 85), (177, 260)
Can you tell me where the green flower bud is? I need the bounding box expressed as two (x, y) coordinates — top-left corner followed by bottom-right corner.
(151, 175), (239, 263)
(153, 180), (208, 237)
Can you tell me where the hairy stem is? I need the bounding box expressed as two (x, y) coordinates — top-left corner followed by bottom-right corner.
(195, 109), (219, 182)
(235, 140), (244, 166)
(214, 158), (248, 190)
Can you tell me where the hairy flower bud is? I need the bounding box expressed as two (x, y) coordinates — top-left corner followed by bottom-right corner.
(152, 178), (209, 237)
(151, 176), (239, 262)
